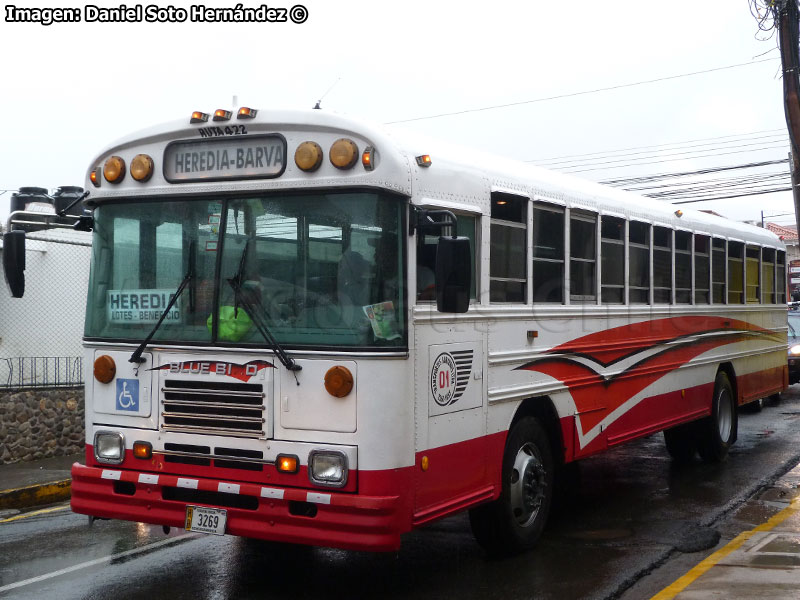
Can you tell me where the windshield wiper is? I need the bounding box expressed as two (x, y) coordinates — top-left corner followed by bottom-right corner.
(129, 241), (196, 364)
(227, 241), (302, 381)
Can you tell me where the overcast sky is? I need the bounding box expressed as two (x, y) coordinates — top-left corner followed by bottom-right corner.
(0, 1), (794, 225)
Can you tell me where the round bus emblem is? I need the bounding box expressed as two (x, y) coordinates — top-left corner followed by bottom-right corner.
(431, 352), (458, 406)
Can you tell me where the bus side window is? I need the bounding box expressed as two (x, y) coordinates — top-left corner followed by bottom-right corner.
(746, 245), (760, 304)
(694, 234), (710, 304)
(712, 238), (726, 303)
(653, 226), (672, 304)
(628, 221), (650, 304)
(601, 216), (624, 304)
(490, 192), (527, 303)
(762, 247), (775, 304)
(570, 211), (597, 302)
(778, 250), (786, 303)
(532, 204), (564, 303)
(675, 231), (692, 304)
(728, 241), (744, 304)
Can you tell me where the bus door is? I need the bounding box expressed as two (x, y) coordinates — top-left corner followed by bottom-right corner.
(414, 337), (486, 517)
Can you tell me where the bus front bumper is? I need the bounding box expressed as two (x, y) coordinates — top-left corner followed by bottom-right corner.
(70, 463), (405, 551)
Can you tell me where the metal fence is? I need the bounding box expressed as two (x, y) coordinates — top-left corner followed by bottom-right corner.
(0, 228), (92, 389)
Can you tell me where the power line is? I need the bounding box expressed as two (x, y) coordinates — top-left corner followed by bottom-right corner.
(384, 58), (779, 125)
(545, 141), (788, 172)
(562, 144), (789, 174)
(599, 159), (789, 185)
(531, 129), (787, 165)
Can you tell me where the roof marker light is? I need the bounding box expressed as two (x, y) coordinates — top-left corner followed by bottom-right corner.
(416, 155), (432, 167)
(190, 111), (209, 124)
(213, 109), (232, 121)
(675, 209), (683, 217)
(237, 107), (257, 119)
(90, 168), (100, 188)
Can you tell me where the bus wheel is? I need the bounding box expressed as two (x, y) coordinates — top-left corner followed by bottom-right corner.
(697, 372), (737, 463)
(663, 423), (698, 463)
(469, 417), (554, 556)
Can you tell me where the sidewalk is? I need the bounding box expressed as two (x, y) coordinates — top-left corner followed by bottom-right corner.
(0, 453), (81, 512)
(650, 462), (800, 599)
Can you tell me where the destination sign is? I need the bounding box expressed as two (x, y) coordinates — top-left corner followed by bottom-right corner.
(164, 134), (286, 182)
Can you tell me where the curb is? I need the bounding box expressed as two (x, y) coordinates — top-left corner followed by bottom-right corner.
(0, 480), (71, 510)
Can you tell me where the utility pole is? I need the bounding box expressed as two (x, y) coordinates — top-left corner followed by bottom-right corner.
(776, 0), (800, 235)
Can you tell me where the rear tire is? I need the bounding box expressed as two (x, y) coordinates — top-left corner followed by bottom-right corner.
(663, 423), (698, 463)
(469, 417), (554, 556)
(697, 372), (737, 463)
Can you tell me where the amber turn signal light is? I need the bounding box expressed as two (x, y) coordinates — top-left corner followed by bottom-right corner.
(103, 156), (126, 184)
(329, 138), (358, 169)
(276, 454), (299, 474)
(94, 355), (116, 384)
(130, 154), (154, 182)
(133, 441), (152, 459)
(295, 141), (323, 172)
(324, 365), (354, 398)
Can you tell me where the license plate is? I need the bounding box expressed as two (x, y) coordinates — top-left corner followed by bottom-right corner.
(185, 505), (227, 535)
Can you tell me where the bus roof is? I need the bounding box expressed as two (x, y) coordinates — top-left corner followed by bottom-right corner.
(86, 108), (783, 248)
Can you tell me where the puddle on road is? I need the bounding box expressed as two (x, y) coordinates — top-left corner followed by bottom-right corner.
(563, 528), (633, 542)
(732, 502), (781, 526)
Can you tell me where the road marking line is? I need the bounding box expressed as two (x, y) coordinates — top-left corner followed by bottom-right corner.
(0, 505), (70, 524)
(650, 495), (800, 600)
(0, 534), (197, 593)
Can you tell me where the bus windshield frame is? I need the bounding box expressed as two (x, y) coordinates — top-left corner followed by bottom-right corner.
(84, 190), (407, 351)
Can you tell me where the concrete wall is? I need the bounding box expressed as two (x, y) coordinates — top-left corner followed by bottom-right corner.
(0, 388), (84, 465)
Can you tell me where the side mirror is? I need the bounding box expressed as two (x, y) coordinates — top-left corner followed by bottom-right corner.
(3, 230), (26, 298)
(435, 236), (471, 313)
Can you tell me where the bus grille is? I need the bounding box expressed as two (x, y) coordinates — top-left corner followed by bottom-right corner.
(161, 379), (266, 439)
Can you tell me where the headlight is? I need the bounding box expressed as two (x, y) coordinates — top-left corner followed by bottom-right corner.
(790, 345), (800, 356)
(308, 450), (348, 487)
(94, 431), (124, 464)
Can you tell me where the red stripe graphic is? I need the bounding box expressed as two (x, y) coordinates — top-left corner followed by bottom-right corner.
(516, 316), (776, 435)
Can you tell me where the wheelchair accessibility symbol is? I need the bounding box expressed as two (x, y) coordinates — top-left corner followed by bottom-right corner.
(116, 378), (139, 412)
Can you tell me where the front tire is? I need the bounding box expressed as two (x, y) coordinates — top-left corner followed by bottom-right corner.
(469, 417), (554, 556)
(697, 372), (737, 463)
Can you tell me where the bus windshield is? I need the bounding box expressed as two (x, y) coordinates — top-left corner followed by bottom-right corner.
(84, 191), (406, 349)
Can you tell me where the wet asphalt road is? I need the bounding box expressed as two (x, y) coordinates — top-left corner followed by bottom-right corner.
(3, 387), (800, 600)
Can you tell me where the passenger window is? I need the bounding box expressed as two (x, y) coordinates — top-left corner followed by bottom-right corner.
(746, 245), (760, 304)
(694, 235), (710, 304)
(653, 226), (672, 304)
(728, 242), (744, 304)
(570, 211), (597, 302)
(777, 250), (786, 303)
(762, 248), (775, 304)
(629, 221), (650, 304)
(532, 204), (564, 303)
(601, 216), (624, 304)
(712, 238), (726, 303)
(675, 231), (691, 304)
(490, 193), (527, 303)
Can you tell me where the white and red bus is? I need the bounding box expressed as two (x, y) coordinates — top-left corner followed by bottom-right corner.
(4, 109), (787, 554)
